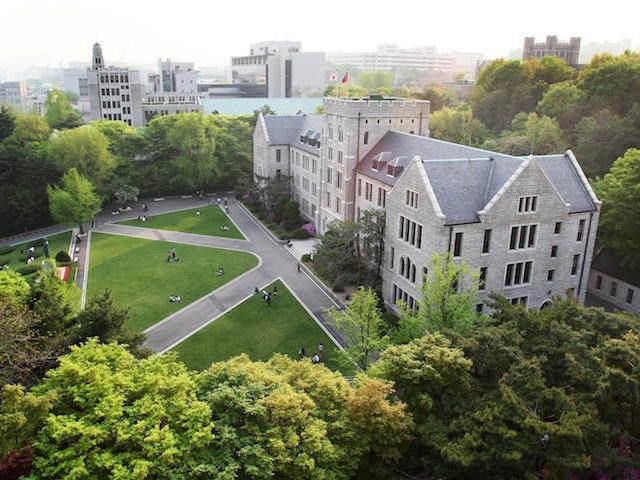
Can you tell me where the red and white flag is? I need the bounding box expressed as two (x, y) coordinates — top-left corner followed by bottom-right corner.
(329, 73), (338, 81)
(341, 71), (349, 84)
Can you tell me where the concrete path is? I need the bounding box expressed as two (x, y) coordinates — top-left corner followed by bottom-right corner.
(93, 199), (346, 353)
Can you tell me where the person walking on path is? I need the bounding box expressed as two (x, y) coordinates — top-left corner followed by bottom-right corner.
(297, 262), (301, 273)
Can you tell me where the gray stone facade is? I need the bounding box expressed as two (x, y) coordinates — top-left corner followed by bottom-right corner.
(523, 36), (581, 67)
(587, 249), (640, 315)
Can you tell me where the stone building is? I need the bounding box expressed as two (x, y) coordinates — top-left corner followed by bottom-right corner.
(0, 81), (27, 111)
(252, 96), (600, 309)
(523, 36), (581, 67)
(87, 43), (145, 127)
(587, 248), (639, 315)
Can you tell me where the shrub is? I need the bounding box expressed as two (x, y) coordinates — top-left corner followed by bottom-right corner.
(18, 252), (42, 263)
(31, 238), (45, 247)
(273, 196), (289, 223)
(291, 227), (310, 240)
(55, 250), (71, 263)
(333, 284), (345, 293)
(301, 223), (316, 237)
(282, 200), (302, 231)
(301, 253), (312, 263)
(16, 265), (39, 275)
(0, 255), (10, 266)
(0, 245), (15, 256)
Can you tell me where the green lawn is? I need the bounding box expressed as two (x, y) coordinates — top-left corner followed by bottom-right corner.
(87, 232), (258, 331)
(119, 205), (244, 239)
(0, 231), (72, 282)
(173, 280), (341, 371)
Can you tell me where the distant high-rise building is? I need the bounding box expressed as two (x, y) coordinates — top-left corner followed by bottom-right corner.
(155, 59), (198, 93)
(63, 67), (88, 97)
(579, 39), (632, 64)
(231, 41), (325, 97)
(87, 43), (145, 126)
(522, 36), (581, 67)
(0, 81), (27, 111)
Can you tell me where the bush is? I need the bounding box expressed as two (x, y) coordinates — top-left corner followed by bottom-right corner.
(16, 264), (39, 275)
(55, 250), (71, 263)
(273, 196), (289, 223)
(18, 252), (42, 263)
(0, 255), (10, 266)
(333, 284), (345, 293)
(301, 253), (312, 263)
(282, 201), (302, 231)
(31, 238), (45, 247)
(291, 227), (311, 239)
(0, 245), (15, 256)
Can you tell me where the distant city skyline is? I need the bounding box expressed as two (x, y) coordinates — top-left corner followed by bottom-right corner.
(1, 0), (639, 78)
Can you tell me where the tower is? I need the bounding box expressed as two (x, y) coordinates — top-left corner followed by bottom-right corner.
(92, 43), (104, 71)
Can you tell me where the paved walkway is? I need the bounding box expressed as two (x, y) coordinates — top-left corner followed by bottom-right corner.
(93, 198), (346, 353)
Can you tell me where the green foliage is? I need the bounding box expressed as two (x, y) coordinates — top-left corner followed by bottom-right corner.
(0, 270), (31, 303)
(536, 81), (581, 126)
(301, 253), (311, 262)
(595, 148), (640, 267)
(9, 114), (50, 144)
(15, 264), (40, 276)
(48, 125), (115, 190)
(47, 168), (102, 232)
(487, 112), (565, 155)
(358, 71), (394, 92)
(0, 105), (16, 141)
(281, 200), (302, 231)
(0, 246), (15, 256)
(291, 227), (310, 239)
(428, 106), (489, 146)
(54, 250), (70, 263)
(419, 86), (459, 112)
(314, 221), (361, 287)
(28, 340), (214, 479)
(43, 89), (81, 130)
(394, 252), (479, 342)
(28, 272), (80, 337)
(329, 287), (388, 371)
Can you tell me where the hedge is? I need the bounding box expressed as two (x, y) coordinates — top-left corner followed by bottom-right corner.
(55, 250), (71, 263)
(291, 227), (311, 240)
(0, 246), (15, 256)
(16, 264), (40, 275)
(18, 252), (42, 263)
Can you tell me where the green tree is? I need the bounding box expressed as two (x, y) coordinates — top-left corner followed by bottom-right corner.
(0, 105), (16, 141)
(359, 209), (386, 279)
(43, 89), (81, 129)
(48, 125), (115, 190)
(595, 148), (640, 267)
(208, 115), (253, 189)
(418, 86), (458, 112)
(358, 71), (394, 92)
(47, 168), (102, 234)
(329, 287), (388, 371)
(536, 81), (581, 128)
(428, 105), (489, 146)
(28, 273), (80, 338)
(27, 340), (215, 479)
(324, 82), (368, 98)
(281, 200), (302, 231)
(574, 109), (636, 178)
(313, 221), (362, 287)
(394, 252), (479, 342)
(487, 112), (565, 156)
(74, 289), (147, 357)
(10, 114), (49, 144)
(0, 270), (30, 304)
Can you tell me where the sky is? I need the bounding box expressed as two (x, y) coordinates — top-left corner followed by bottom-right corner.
(1, 0), (639, 76)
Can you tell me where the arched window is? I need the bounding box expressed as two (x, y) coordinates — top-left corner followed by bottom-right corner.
(540, 300), (553, 310)
(399, 257), (405, 276)
(411, 264), (416, 283)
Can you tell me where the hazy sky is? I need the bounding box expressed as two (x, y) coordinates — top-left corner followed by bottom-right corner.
(1, 0), (639, 75)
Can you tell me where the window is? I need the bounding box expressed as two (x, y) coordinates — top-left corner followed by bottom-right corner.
(482, 229), (492, 253)
(390, 247), (394, 269)
(405, 190), (419, 208)
(335, 196), (341, 213)
(627, 288), (634, 304)
(275, 169), (281, 178)
(479, 267), (487, 290)
(378, 188), (386, 208)
(358, 178), (362, 196)
(595, 275), (603, 289)
(328, 147), (333, 160)
(295, 152), (300, 165)
(311, 158), (317, 174)
(571, 254), (580, 276)
(336, 171), (342, 189)
(511, 296), (528, 306)
(303, 156), (309, 170)
(554, 222), (562, 234)
(312, 182), (317, 196)
(326, 168), (332, 184)
(577, 219), (585, 241)
(363, 131), (369, 145)
(610, 281), (618, 297)
(518, 195), (538, 213)
(398, 216), (422, 248)
(365, 182), (373, 201)
(337, 151), (343, 164)
(453, 232), (463, 257)
(338, 126), (343, 142)
(504, 261), (533, 286)
(547, 269), (555, 281)
(551, 245), (558, 257)
(325, 191), (331, 207)
(509, 224), (537, 250)
(275, 149), (281, 162)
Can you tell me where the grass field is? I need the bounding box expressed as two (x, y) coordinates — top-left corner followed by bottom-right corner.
(119, 205), (244, 239)
(0, 231), (72, 282)
(173, 280), (341, 371)
(86, 232), (258, 331)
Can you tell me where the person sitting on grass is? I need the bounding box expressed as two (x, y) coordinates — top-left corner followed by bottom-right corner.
(196, 210), (201, 216)
(312, 354), (320, 364)
(217, 267), (224, 276)
(169, 295), (182, 303)
(221, 225), (230, 231)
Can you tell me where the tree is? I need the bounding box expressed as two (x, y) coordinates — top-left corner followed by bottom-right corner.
(74, 289), (147, 357)
(328, 287), (388, 371)
(324, 82), (368, 98)
(48, 125), (115, 190)
(43, 89), (81, 129)
(536, 81), (581, 128)
(0, 105), (16, 141)
(595, 148), (640, 267)
(574, 109), (636, 178)
(27, 272), (80, 338)
(47, 168), (102, 234)
(113, 181), (139, 207)
(394, 252), (479, 342)
(26, 340), (215, 479)
(359, 209), (386, 279)
(281, 200), (302, 231)
(313, 221), (362, 287)
(418, 86), (458, 112)
(208, 115), (253, 190)
(9, 114), (49, 144)
(358, 71), (394, 92)
(428, 105), (490, 146)
(252, 104), (276, 125)
(0, 270), (30, 304)
(487, 112), (565, 156)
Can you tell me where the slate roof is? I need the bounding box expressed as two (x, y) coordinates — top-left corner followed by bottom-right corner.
(200, 97), (322, 116)
(263, 114), (323, 155)
(356, 131), (598, 225)
(592, 248), (640, 287)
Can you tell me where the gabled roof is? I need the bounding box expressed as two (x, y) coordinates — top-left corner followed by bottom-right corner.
(262, 114), (323, 155)
(356, 131), (598, 225)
